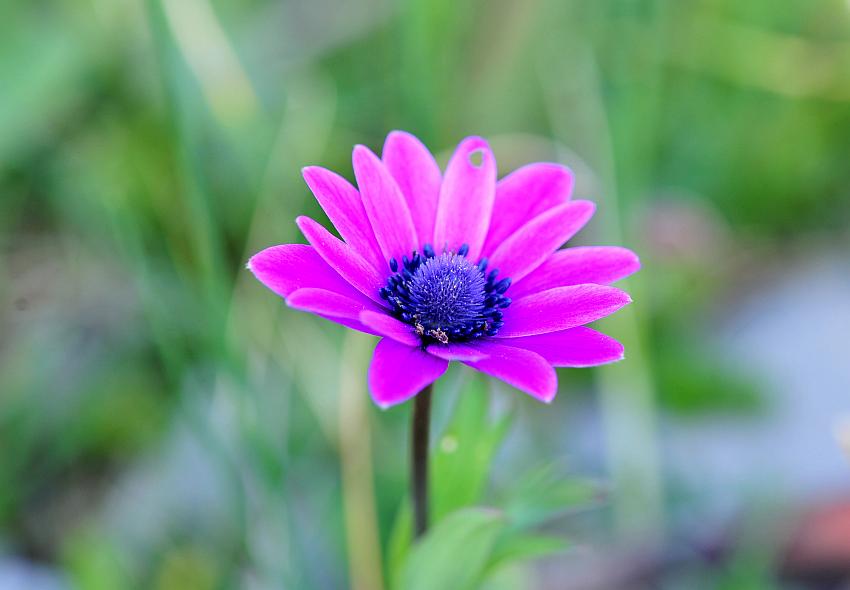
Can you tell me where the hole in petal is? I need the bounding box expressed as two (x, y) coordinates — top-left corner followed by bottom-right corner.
(468, 149), (484, 167)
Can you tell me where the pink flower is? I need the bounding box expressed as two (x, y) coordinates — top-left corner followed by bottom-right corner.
(248, 132), (638, 408)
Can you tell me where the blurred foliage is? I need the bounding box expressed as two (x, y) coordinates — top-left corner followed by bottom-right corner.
(2, 0), (849, 588)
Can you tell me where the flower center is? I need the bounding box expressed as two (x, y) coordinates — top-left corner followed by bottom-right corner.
(380, 244), (512, 344)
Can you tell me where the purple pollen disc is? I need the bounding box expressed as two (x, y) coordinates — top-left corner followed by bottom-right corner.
(380, 243), (512, 344)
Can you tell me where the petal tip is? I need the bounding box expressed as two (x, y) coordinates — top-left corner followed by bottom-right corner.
(384, 129), (419, 145)
(383, 130), (436, 166)
(295, 215), (319, 235)
(352, 143), (377, 163)
(543, 377), (558, 403)
(283, 298), (302, 312)
(245, 248), (273, 278)
(458, 135), (489, 149)
(574, 199), (597, 216)
(301, 165), (319, 180)
(616, 247), (642, 274)
(606, 285), (633, 307)
(352, 144), (392, 185)
(284, 290), (306, 309)
(531, 379), (558, 404)
(457, 136), (493, 169)
(553, 161), (575, 178)
(630, 252), (642, 273)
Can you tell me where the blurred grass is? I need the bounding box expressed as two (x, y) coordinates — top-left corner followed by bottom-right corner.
(2, 0), (850, 588)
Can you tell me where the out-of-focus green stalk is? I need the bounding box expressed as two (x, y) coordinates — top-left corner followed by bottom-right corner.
(145, 0), (230, 336)
(593, 0), (670, 540)
(540, 0), (666, 541)
(339, 331), (385, 590)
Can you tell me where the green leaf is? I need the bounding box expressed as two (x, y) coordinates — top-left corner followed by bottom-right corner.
(503, 464), (602, 529)
(487, 533), (570, 572)
(478, 563), (528, 590)
(431, 374), (513, 520)
(386, 500), (413, 588)
(397, 508), (505, 590)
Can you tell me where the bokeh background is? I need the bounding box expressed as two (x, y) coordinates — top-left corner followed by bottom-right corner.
(2, 0), (850, 588)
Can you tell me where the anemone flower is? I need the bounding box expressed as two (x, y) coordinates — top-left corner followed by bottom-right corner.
(248, 131), (638, 535)
(249, 131), (637, 404)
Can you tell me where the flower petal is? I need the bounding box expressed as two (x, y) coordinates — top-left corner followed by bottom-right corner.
(488, 200), (595, 284)
(481, 163), (574, 257)
(318, 314), (380, 336)
(463, 341), (557, 402)
(433, 136), (496, 260)
(352, 145), (418, 267)
(287, 288), (381, 320)
(509, 246), (641, 299)
(247, 244), (371, 303)
(425, 342), (489, 362)
(496, 327), (624, 367)
(498, 284), (632, 338)
(368, 338), (449, 408)
(359, 310), (420, 347)
(296, 216), (387, 305)
(302, 166), (384, 272)
(382, 131), (441, 251)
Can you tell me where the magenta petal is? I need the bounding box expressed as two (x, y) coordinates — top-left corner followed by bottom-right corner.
(496, 327), (624, 367)
(318, 314), (380, 336)
(481, 163), (574, 257)
(510, 246), (641, 299)
(302, 166), (384, 272)
(352, 145), (418, 266)
(359, 310), (419, 346)
(248, 244), (369, 303)
(498, 284), (632, 338)
(488, 200), (595, 283)
(433, 136), (496, 260)
(287, 288), (381, 320)
(368, 339), (448, 408)
(296, 216), (387, 305)
(382, 131), (441, 251)
(463, 341), (557, 402)
(425, 342), (489, 362)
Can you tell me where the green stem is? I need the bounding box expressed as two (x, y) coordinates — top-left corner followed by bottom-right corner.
(411, 384), (433, 539)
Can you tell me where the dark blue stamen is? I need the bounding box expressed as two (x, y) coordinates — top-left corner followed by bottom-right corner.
(494, 278), (511, 293)
(380, 243), (512, 344)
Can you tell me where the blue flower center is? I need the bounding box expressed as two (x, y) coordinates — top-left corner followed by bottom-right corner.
(380, 243), (512, 344)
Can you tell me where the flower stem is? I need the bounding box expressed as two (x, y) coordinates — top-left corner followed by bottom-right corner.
(411, 384), (433, 539)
